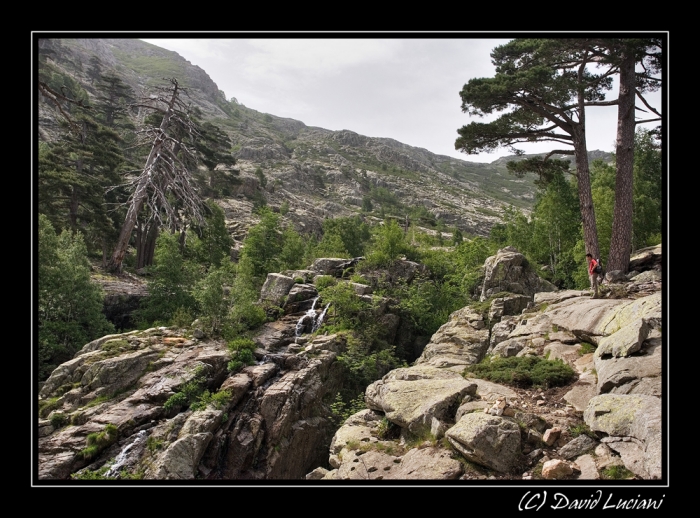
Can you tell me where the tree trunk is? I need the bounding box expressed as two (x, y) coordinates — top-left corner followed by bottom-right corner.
(106, 83), (179, 273)
(607, 49), (636, 273)
(572, 125), (599, 261)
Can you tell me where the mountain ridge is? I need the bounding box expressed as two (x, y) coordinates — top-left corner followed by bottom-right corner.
(37, 37), (613, 241)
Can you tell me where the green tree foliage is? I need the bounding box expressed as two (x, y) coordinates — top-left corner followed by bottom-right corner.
(38, 113), (125, 257)
(632, 129), (662, 249)
(136, 232), (200, 327)
(456, 38), (619, 260)
(529, 171), (582, 287)
(279, 227), (306, 270)
(238, 208), (285, 281)
(187, 201), (233, 269)
(317, 216), (371, 258)
(365, 219), (410, 267)
(318, 282), (372, 331)
(590, 160), (616, 267)
(238, 208), (308, 282)
(336, 333), (406, 399)
(93, 72), (136, 133)
(191, 262), (237, 336)
(38, 215), (114, 380)
(490, 175), (584, 290)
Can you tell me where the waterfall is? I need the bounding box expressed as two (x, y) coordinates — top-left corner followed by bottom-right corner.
(103, 430), (147, 477)
(295, 297), (330, 337)
(312, 303), (331, 333)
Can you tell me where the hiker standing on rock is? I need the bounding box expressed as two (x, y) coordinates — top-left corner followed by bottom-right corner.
(586, 253), (601, 298)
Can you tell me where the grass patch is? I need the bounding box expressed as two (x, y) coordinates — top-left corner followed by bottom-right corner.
(463, 355), (576, 389)
(78, 423), (118, 460)
(601, 465), (635, 480)
(579, 342), (596, 355)
(39, 397), (61, 418)
(568, 423), (597, 439)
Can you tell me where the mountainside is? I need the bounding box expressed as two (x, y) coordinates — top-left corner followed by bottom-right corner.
(37, 37), (612, 243)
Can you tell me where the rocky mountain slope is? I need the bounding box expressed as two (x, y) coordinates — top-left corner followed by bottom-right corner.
(37, 37), (612, 245)
(37, 245), (662, 482)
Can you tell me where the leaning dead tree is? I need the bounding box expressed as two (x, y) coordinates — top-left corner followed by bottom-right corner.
(107, 78), (205, 273)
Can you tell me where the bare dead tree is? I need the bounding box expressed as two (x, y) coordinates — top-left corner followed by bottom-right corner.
(106, 78), (205, 273)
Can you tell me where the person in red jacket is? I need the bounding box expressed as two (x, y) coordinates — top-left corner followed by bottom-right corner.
(586, 253), (600, 298)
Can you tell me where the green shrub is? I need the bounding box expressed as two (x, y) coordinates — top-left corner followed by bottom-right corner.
(579, 342), (596, 355)
(569, 423), (597, 439)
(329, 392), (366, 427)
(463, 356), (576, 389)
(314, 275), (336, 290)
(190, 389), (232, 411)
(227, 337), (257, 373)
(71, 464), (111, 480)
(163, 365), (209, 411)
(39, 397), (61, 418)
(171, 306), (193, 329)
(50, 412), (69, 429)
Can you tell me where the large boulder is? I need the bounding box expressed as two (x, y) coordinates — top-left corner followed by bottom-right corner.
(583, 394), (661, 479)
(480, 247), (557, 301)
(414, 306), (490, 370)
(259, 273), (296, 307)
(365, 369), (477, 437)
(446, 413), (522, 473)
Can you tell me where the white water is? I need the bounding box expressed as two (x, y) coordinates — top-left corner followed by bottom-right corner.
(312, 303), (331, 333)
(295, 297), (330, 336)
(103, 430), (147, 478)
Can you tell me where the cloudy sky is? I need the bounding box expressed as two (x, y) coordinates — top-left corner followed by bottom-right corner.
(141, 36), (663, 164)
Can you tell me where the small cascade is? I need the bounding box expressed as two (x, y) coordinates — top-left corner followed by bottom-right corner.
(312, 303), (331, 333)
(295, 297), (330, 337)
(103, 430), (147, 477)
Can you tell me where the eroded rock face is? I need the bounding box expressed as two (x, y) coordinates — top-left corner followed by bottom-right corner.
(37, 323), (349, 481)
(583, 394), (661, 479)
(446, 413), (522, 473)
(259, 273), (296, 307)
(414, 307), (490, 370)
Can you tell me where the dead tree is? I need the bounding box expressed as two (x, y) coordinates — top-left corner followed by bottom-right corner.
(107, 78), (205, 273)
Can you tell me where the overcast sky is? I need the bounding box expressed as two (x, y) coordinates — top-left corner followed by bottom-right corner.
(141, 37), (663, 164)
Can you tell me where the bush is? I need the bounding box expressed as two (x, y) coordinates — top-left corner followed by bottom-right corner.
(364, 219), (410, 267)
(50, 412), (69, 429)
(314, 275), (336, 291)
(463, 356), (576, 389)
(227, 337), (257, 372)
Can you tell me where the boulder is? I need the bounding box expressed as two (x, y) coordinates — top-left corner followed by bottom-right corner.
(259, 273), (296, 307)
(480, 247), (557, 301)
(415, 306), (490, 370)
(446, 413), (522, 473)
(583, 394), (661, 479)
(365, 374), (477, 436)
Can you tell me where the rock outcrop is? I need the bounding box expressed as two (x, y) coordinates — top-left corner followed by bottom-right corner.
(318, 246), (664, 481)
(37, 247), (664, 482)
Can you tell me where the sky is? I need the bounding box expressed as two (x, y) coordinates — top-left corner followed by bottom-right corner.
(141, 36), (663, 164)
